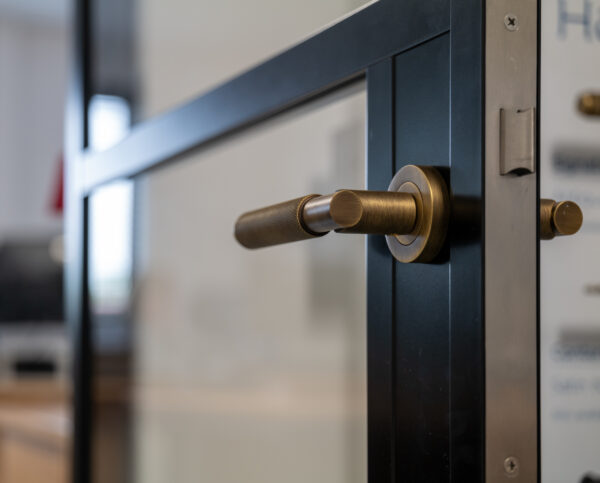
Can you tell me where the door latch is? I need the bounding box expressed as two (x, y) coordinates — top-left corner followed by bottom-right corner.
(500, 107), (536, 175)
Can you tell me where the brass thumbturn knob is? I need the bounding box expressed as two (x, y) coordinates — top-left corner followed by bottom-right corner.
(578, 92), (600, 116)
(235, 165), (450, 263)
(540, 199), (583, 240)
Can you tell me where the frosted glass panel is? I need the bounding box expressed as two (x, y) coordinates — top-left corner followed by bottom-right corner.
(129, 86), (366, 482)
(135, 0), (371, 122)
(89, 0), (373, 143)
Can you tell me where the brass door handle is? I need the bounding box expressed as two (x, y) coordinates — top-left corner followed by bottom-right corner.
(235, 165), (450, 263)
(235, 190), (417, 244)
(539, 199), (583, 240)
(234, 164), (584, 263)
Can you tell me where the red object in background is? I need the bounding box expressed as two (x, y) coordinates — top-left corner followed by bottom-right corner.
(51, 154), (63, 214)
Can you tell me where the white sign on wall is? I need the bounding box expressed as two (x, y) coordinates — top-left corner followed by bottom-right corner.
(541, 1), (600, 482)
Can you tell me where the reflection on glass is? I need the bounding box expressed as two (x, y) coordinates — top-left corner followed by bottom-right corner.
(89, 0), (372, 138)
(89, 181), (134, 315)
(88, 86), (366, 482)
(88, 95), (131, 152)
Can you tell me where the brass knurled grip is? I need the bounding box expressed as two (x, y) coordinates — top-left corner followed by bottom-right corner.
(234, 194), (324, 249)
(235, 190), (417, 248)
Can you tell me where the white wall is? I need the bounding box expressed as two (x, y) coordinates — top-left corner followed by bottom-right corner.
(137, 0), (369, 120)
(0, 9), (68, 240)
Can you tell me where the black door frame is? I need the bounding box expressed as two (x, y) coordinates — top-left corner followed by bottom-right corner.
(65, 1), (491, 481)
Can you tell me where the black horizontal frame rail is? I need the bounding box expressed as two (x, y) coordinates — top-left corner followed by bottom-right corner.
(80, 0), (449, 192)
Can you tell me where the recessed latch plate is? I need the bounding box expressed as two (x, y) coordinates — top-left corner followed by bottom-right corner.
(500, 107), (535, 175)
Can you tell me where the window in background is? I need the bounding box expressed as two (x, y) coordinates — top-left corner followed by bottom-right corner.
(88, 95), (132, 151)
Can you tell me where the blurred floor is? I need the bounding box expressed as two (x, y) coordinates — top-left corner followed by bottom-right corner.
(0, 380), (69, 483)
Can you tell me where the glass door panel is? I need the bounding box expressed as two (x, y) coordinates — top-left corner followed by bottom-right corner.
(88, 85), (367, 483)
(89, 0), (373, 148)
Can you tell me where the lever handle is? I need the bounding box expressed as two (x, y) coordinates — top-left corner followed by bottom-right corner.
(234, 194), (322, 249)
(235, 190), (417, 249)
(235, 164), (450, 263)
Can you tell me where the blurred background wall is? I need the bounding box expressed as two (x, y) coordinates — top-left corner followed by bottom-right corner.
(0, 0), (69, 374)
(0, 0), (67, 238)
(0, 1), (70, 482)
(0, 0), (69, 375)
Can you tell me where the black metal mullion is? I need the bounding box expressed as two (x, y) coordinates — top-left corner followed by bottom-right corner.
(449, 0), (485, 480)
(393, 34), (451, 481)
(65, 0), (93, 480)
(366, 59), (396, 483)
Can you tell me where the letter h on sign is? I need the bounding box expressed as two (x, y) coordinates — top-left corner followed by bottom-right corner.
(558, 0), (593, 40)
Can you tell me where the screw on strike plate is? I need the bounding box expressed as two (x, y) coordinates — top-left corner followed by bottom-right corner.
(504, 13), (519, 31)
(504, 456), (520, 477)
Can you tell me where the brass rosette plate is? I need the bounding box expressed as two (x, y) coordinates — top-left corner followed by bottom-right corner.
(385, 165), (450, 263)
